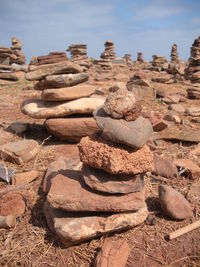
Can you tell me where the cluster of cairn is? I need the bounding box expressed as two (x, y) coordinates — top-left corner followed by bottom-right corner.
(21, 61), (104, 141)
(0, 37), (26, 81)
(42, 88), (154, 247)
(185, 36), (200, 83)
(30, 52), (68, 66)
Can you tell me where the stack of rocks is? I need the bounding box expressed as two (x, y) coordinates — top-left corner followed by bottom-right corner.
(170, 44), (179, 63)
(21, 61), (105, 142)
(152, 55), (168, 71)
(43, 88), (153, 247)
(67, 44), (89, 69)
(10, 37), (26, 65)
(137, 52), (144, 62)
(123, 54), (132, 67)
(30, 52), (68, 66)
(101, 40), (116, 60)
(185, 36), (200, 83)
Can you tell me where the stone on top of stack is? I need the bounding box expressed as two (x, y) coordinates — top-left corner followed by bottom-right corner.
(21, 61), (105, 142)
(30, 52), (68, 66)
(151, 55), (168, 71)
(43, 88), (153, 247)
(185, 36), (200, 83)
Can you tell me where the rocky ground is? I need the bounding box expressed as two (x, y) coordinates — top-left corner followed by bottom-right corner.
(0, 68), (200, 267)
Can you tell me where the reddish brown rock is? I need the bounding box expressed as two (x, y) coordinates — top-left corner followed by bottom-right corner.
(0, 192), (25, 217)
(47, 172), (146, 212)
(153, 154), (179, 178)
(78, 137), (154, 175)
(158, 185), (193, 220)
(82, 164), (144, 194)
(95, 239), (130, 267)
(45, 117), (100, 142)
(160, 129), (200, 143)
(12, 170), (39, 185)
(173, 159), (200, 179)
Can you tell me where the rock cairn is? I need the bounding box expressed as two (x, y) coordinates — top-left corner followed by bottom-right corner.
(30, 52), (68, 66)
(185, 36), (200, 83)
(152, 55), (168, 71)
(170, 44), (179, 63)
(21, 61), (105, 142)
(137, 52), (144, 62)
(0, 37), (26, 82)
(43, 88), (153, 247)
(101, 40), (116, 60)
(123, 54), (132, 66)
(67, 44), (90, 69)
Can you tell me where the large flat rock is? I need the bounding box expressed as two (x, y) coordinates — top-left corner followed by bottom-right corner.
(82, 164), (144, 194)
(43, 200), (148, 247)
(45, 117), (100, 142)
(94, 108), (152, 149)
(78, 136), (154, 175)
(47, 171), (146, 212)
(26, 61), (83, 81)
(35, 73), (89, 89)
(21, 97), (105, 119)
(0, 139), (39, 165)
(42, 84), (96, 101)
(159, 129), (200, 143)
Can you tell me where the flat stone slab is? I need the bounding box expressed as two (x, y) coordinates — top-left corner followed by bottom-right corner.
(47, 172), (146, 212)
(82, 164), (144, 194)
(78, 136), (154, 175)
(45, 117), (100, 142)
(26, 61), (83, 81)
(159, 129), (200, 143)
(41, 84), (96, 101)
(36, 73), (89, 89)
(0, 139), (39, 165)
(94, 108), (152, 149)
(44, 200), (148, 247)
(21, 97), (105, 119)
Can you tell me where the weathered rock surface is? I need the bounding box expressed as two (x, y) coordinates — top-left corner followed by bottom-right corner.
(9, 121), (29, 134)
(47, 173), (146, 212)
(158, 185), (193, 220)
(43, 200), (148, 247)
(0, 72), (18, 81)
(160, 129), (200, 143)
(95, 239), (130, 267)
(12, 170), (39, 185)
(103, 89), (141, 121)
(0, 192), (25, 217)
(186, 107), (200, 117)
(0, 140), (39, 165)
(42, 85), (96, 101)
(82, 164), (144, 194)
(173, 159), (200, 179)
(35, 73), (89, 89)
(94, 108), (152, 149)
(187, 87), (200, 99)
(21, 98), (105, 119)
(169, 104), (185, 113)
(45, 117), (100, 142)
(26, 61), (83, 81)
(78, 137), (154, 175)
(153, 154), (179, 178)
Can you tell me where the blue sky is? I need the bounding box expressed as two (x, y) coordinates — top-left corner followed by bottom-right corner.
(0, 0), (199, 62)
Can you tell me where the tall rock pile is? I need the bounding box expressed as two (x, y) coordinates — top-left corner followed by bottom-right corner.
(170, 44), (179, 63)
(21, 61), (105, 142)
(101, 40), (116, 60)
(137, 52), (144, 62)
(123, 54), (132, 66)
(67, 44), (90, 69)
(10, 37), (26, 65)
(30, 52), (68, 66)
(185, 36), (200, 83)
(43, 88), (153, 247)
(152, 55), (168, 71)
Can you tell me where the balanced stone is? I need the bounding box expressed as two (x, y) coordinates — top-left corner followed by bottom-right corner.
(41, 84), (96, 101)
(78, 136), (154, 175)
(47, 172), (146, 212)
(82, 164), (144, 194)
(26, 61), (83, 81)
(21, 97), (105, 119)
(35, 73), (89, 89)
(45, 117), (100, 142)
(44, 200), (148, 247)
(94, 108), (152, 149)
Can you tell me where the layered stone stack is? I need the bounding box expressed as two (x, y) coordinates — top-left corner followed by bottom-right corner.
(137, 52), (144, 62)
(152, 55), (168, 71)
(10, 37), (26, 65)
(123, 54), (132, 67)
(185, 36), (200, 83)
(101, 40), (116, 60)
(30, 52), (68, 66)
(21, 61), (105, 142)
(170, 44), (179, 63)
(67, 44), (90, 69)
(43, 88), (153, 247)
